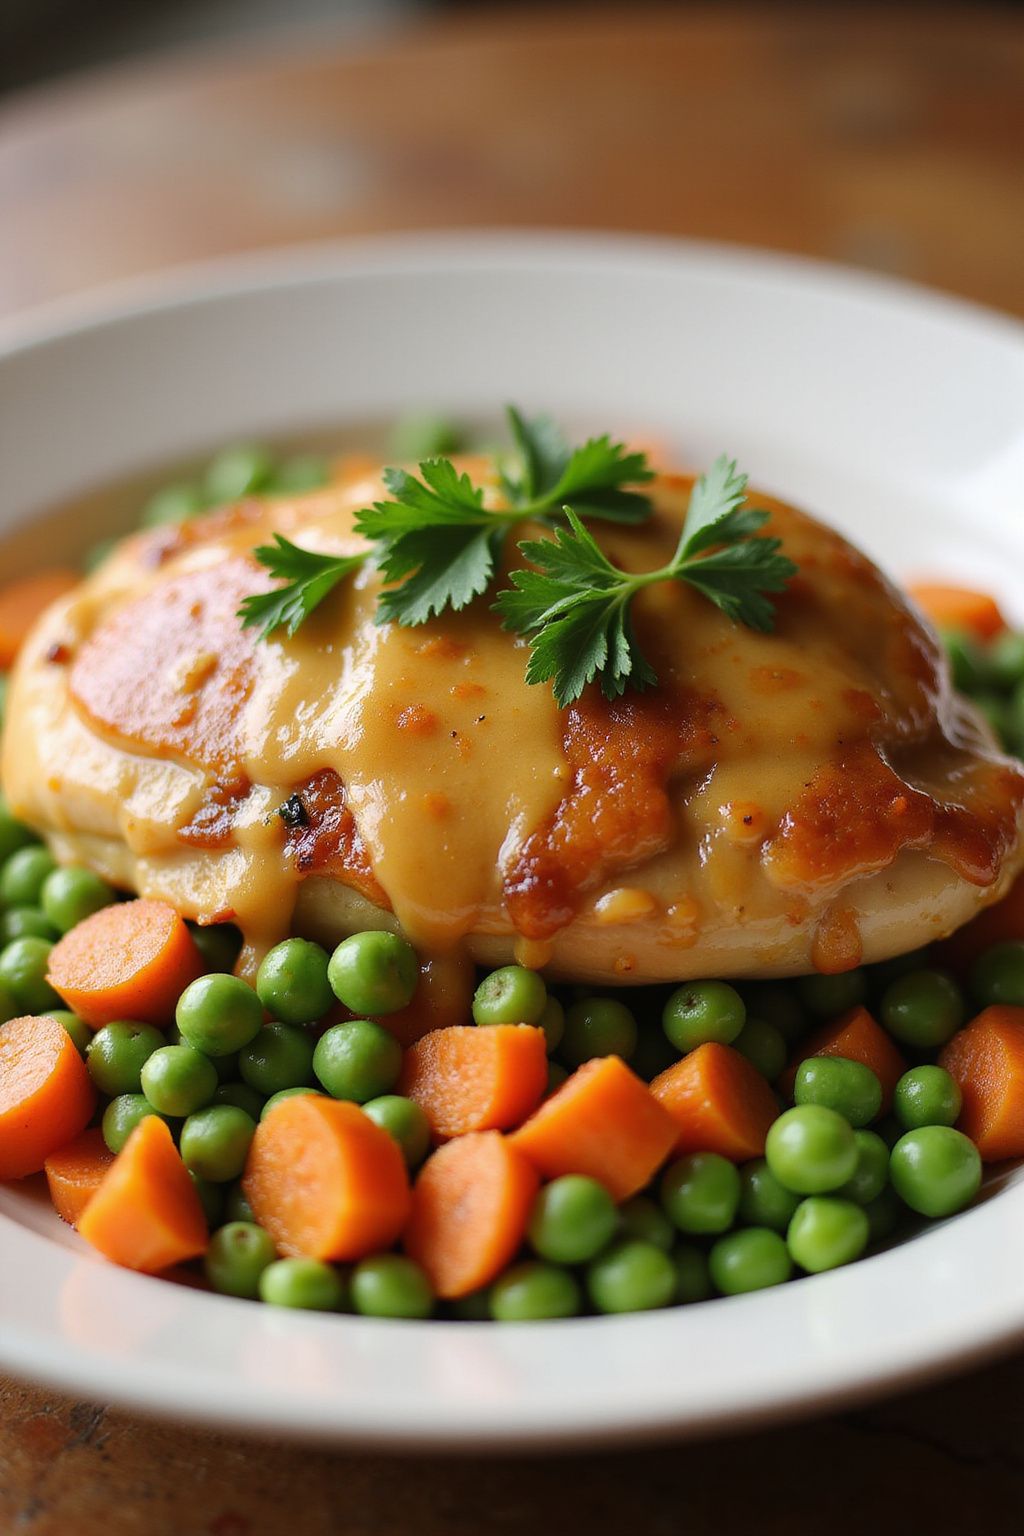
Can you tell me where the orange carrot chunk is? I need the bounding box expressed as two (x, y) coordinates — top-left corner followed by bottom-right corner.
(940, 1005), (1024, 1161)
(404, 1130), (539, 1298)
(779, 1006), (907, 1110)
(512, 1055), (678, 1200)
(0, 1014), (96, 1179)
(650, 1042), (779, 1161)
(78, 1115), (207, 1272)
(243, 1094), (411, 1261)
(47, 898), (204, 1028)
(398, 1023), (547, 1141)
(44, 1127), (115, 1227)
(0, 568), (79, 667)
(906, 582), (1006, 642)
(939, 873), (1024, 976)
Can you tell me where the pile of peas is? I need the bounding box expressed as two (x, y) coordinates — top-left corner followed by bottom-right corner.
(940, 623), (1024, 755)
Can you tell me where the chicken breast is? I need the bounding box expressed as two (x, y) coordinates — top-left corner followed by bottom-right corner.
(5, 461), (1023, 988)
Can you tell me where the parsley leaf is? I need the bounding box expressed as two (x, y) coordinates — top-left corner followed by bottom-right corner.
(237, 535), (365, 640)
(496, 455), (796, 705)
(502, 407), (654, 523)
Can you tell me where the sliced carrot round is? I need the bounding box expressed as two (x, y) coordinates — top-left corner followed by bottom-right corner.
(0, 1014), (96, 1179)
(77, 1115), (207, 1272)
(47, 898), (204, 1028)
(0, 567), (79, 667)
(44, 1127), (115, 1227)
(398, 1023), (547, 1141)
(906, 582), (1006, 642)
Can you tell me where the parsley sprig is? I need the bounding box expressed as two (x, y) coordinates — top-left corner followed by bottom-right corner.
(237, 535), (365, 641)
(494, 456), (796, 706)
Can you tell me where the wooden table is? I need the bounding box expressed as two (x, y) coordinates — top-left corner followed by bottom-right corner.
(2, 6), (1024, 1531)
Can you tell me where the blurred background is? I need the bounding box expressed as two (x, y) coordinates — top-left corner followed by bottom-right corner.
(0, 2), (1022, 320)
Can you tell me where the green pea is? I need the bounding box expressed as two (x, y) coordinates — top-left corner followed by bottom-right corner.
(793, 1056), (882, 1127)
(256, 938), (333, 1025)
(893, 1065), (962, 1130)
(188, 923), (242, 974)
(489, 1261), (581, 1322)
(327, 931), (419, 1016)
(586, 1239), (676, 1314)
(867, 947), (934, 994)
(47, 1009), (91, 1055)
(740, 984), (806, 1046)
(527, 1175), (619, 1265)
(940, 628), (989, 693)
(140, 483), (206, 526)
(880, 969), (964, 1049)
(351, 1254), (434, 1319)
(660, 1152), (741, 1235)
(545, 1061), (569, 1098)
(312, 1019), (402, 1103)
(732, 1019), (787, 1081)
(875, 1113), (904, 1149)
(40, 866), (115, 933)
(765, 1105), (858, 1194)
(710, 1227), (793, 1294)
(537, 996), (565, 1053)
(975, 691), (1014, 746)
(176, 973), (264, 1057)
(223, 1181), (255, 1225)
(101, 1093), (171, 1155)
(259, 1257), (346, 1311)
(390, 413), (465, 462)
(0, 979), (17, 1025)
(0, 936), (59, 1013)
(864, 1185), (904, 1244)
(672, 1244), (713, 1304)
(260, 1086), (322, 1120)
(561, 996), (637, 1065)
(238, 1024), (316, 1096)
(970, 941), (1024, 1009)
(0, 795), (36, 865)
(204, 445), (275, 503)
(796, 970), (866, 1018)
(662, 981), (745, 1053)
(271, 455), (330, 493)
(837, 1130), (890, 1205)
(86, 1021), (164, 1096)
(0, 908), (58, 945)
(986, 630), (1024, 689)
(204, 1221), (277, 1298)
(889, 1126), (981, 1218)
(213, 1081), (266, 1120)
(190, 1173), (225, 1229)
(738, 1159), (801, 1232)
(362, 1095), (431, 1168)
(787, 1197), (869, 1272)
(1, 846), (56, 907)
(472, 965), (547, 1027)
(180, 1105), (256, 1182)
(141, 1044), (218, 1117)
(618, 1195), (674, 1252)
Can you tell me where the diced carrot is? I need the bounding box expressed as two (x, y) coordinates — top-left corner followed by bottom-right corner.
(511, 1055), (677, 1200)
(778, 1006), (907, 1110)
(0, 568), (79, 667)
(404, 1131), (538, 1298)
(78, 1115), (207, 1272)
(380, 954), (475, 1048)
(938, 873), (1024, 976)
(0, 1014), (96, 1179)
(44, 1127), (115, 1227)
(906, 582), (1006, 642)
(398, 1024), (547, 1141)
(47, 898), (204, 1028)
(940, 1005), (1024, 1160)
(650, 1042), (778, 1161)
(243, 1094), (410, 1261)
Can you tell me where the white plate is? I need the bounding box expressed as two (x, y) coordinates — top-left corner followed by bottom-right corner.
(1, 234), (1023, 1449)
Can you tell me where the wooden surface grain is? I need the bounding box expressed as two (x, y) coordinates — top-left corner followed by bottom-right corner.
(1, 5), (1024, 1531)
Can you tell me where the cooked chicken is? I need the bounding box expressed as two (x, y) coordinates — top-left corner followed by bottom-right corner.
(5, 461), (1023, 987)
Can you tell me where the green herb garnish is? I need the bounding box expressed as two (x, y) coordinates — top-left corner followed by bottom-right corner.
(237, 534), (365, 641)
(494, 456), (796, 706)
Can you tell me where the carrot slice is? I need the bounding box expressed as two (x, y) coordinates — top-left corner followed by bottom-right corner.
(44, 1127), (115, 1227)
(0, 568), (79, 667)
(512, 1055), (677, 1200)
(398, 1024), (547, 1141)
(779, 1006), (907, 1110)
(78, 1115), (207, 1272)
(939, 873), (1024, 976)
(940, 1005), (1024, 1160)
(650, 1042), (779, 1161)
(47, 898), (204, 1028)
(243, 1094), (411, 1261)
(0, 1014), (96, 1179)
(404, 1131), (538, 1298)
(906, 582), (1006, 642)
